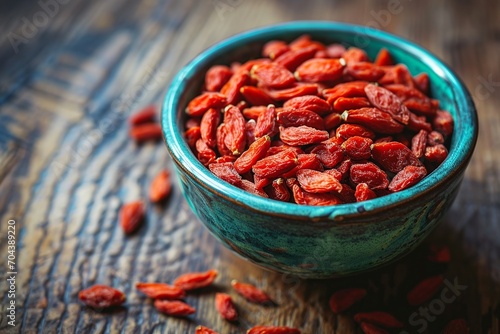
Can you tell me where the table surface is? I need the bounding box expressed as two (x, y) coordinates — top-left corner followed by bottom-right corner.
(0, 0), (499, 333)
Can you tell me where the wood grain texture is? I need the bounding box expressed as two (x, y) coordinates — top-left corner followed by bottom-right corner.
(0, 0), (499, 333)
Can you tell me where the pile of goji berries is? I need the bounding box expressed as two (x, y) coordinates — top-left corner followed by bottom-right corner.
(79, 269), (301, 334)
(184, 35), (454, 205)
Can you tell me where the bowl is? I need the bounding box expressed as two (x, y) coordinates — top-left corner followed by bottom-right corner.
(162, 21), (477, 278)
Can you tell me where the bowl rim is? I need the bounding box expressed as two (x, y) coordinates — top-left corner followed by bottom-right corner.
(162, 21), (478, 222)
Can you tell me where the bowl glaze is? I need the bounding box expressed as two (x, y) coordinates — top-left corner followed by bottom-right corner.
(162, 21), (477, 278)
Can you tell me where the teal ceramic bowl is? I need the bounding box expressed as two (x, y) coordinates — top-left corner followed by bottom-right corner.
(162, 21), (477, 278)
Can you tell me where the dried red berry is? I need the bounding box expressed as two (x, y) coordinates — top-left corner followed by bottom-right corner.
(329, 288), (367, 313)
(247, 326), (301, 334)
(154, 299), (195, 316)
(79, 285), (126, 309)
(407, 275), (444, 306)
(215, 293), (238, 321)
(135, 282), (185, 299)
(120, 201), (145, 234)
(149, 170), (172, 203)
(231, 280), (272, 304)
(173, 269), (218, 291)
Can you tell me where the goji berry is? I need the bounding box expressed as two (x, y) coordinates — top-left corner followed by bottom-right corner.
(79, 285), (126, 309)
(129, 105), (156, 125)
(234, 135), (271, 174)
(333, 96), (371, 112)
(240, 86), (274, 106)
(262, 40), (290, 59)
(223, 105), (246, 155)
(185, 126), (201, 148)
(129, 123), (163, 142)
(205, 65), (233, 92)
(216, 124), (232, 157)
(342, 136), (373, 160)
(336, 124), (375, 140)
(239, 179), (269, 198)
(277, 108), (325, 129)
(274, 45), (318, 71)
(342, 47), (369, 64)
(374, 48), (393, 66)
(255, 105), (277, 138)
(411, 129), (428, 159)
(283, 95), (331, 115)
(240, 58), (272, 72)
(310, 140), (344, 168)
(135, 282), (185, 299)
(196, 325), (219, 334)
(247, 326), (301, 334)
(389, 166), (427, 192)
(185, 118), (200, 129)
(245, 119), (257, 145)
(355, 183), (377, 202)
(364, 83), (410, 125)
(354, 311), (404, 328)
(342, 108), (404, 134)
(289, 34), (325, 51)
(266, 83), (319, 101)
(251, 63), (296, 89)
(292, 184), (343, 205)
(215, 292), (238, 321)
(200, 108), (220, 148)
(280, 125), (329, 146)
(173, 269), (218, 291)
(243, 106), (267, 120)
(425, 144), (448, 164)
(323, 81), (368, 105)
(323, 113), (342, 130)
(326, 43), (346, 58)
(149, 170), (172, 203)
(407, 275), (444, 306)
(350, 162), (389, 190)
(120, 201), (145, 234)
(414, 72), (430, 94)
(231, 280), (273, 304)
(209, 162), (242, 186)
(268, 178), (291, 202)
(328, 288), (367, 313)
(196, 139), (217, 166)
(360, 322), (389, 334)
(295, 58), (344, 82)
(433, 110), (454, 138)
(252, 149), (298, 178)
(346, 62), (385, 81)
(154, 299), (195, 316)
(282, 153), (323, 178)
(221, 71), (251, 105)
(408, 111), (432, 132)
(427, 130), (445, 146)
(443, 318), (468, 334)
(296, 169), (342, 193)
(428, 244), (451, 263)
(186, 92), (227, 117)
(371, 141), (422, 173)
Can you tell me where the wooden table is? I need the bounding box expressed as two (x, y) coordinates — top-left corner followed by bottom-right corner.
(1, 0), (499, 333)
